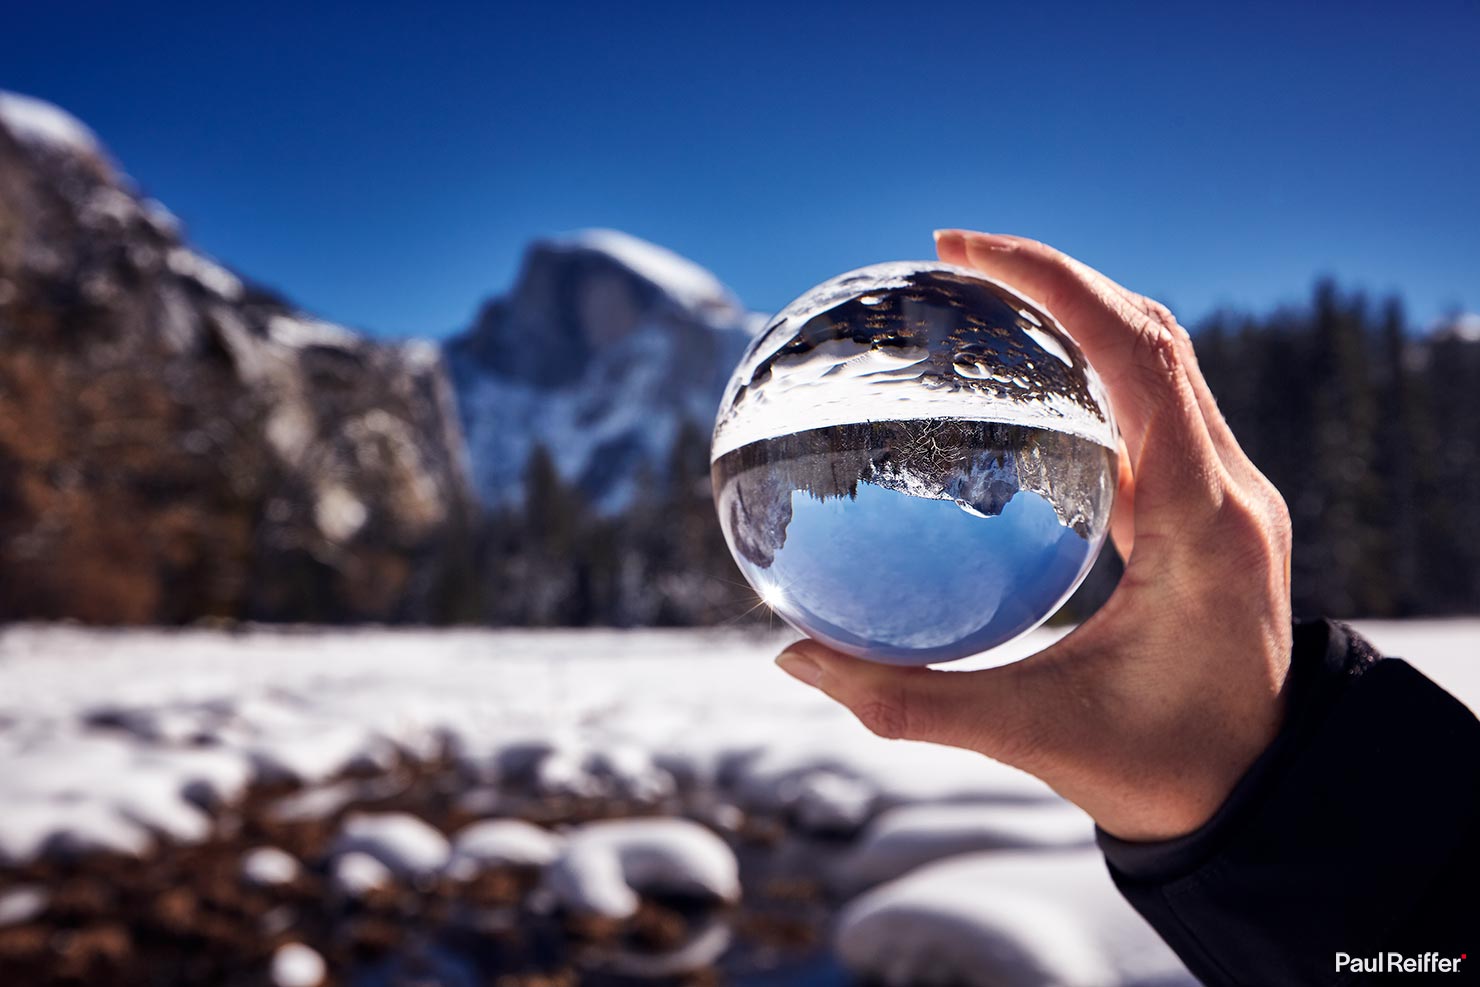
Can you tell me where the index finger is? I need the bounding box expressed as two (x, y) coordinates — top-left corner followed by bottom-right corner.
(934, 230), (1223, 507)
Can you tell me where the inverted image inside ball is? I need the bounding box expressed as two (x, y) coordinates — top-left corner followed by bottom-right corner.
(711, 262), (1118, 667)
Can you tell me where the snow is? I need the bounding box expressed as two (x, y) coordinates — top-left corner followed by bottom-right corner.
(241, 846), (302, 887)
(0, 886), (48, 928)
(835, 802), (1095, 893)
(836, 850), (1196, 987)
(0, 620), (1473, 984)
(165, 247), (244, 301)
(271, 942), (327, 987)
(0, 91), (101, 157)
(789, 770), (877, 834)
(454, 322), (710, 513)
(0, 733), (223, 861)
(1, 621), (1469, 875)
(329, 812), (450, 879)
(447, 819), (563, 879)
(564, 228), (740, 316)
(269, 777), (404, 823)
(330, 851), (394, 898)
(267, 313), (358, 350)
(545, 818), (741, 919)
(0, 799), (150, 864)
(450, 233), (759, 514)
(250, 723), (392, 784)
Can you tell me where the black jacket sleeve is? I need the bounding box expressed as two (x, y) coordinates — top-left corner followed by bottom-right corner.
(1097, 619), (1480, 986)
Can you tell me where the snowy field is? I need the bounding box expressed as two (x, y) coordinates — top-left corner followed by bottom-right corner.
(0, 621), (1475, 986)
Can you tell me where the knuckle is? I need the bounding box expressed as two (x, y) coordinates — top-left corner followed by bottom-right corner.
(1142, 297), (1181, 333)
(1212, 481), (1291, 566)
(1127, 326), (1186, 405)
(1264, 484), (1293, 550)
(1134, 324), (1182, 377)
(852, 689), (911, 740)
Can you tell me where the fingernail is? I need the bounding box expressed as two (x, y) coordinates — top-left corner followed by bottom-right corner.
(775, 648), (823, 686)
(966, 231), (1017, 251)
(933, 229), (963, 247)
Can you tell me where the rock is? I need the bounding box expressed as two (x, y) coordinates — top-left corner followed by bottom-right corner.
(0, 91), (474, 624)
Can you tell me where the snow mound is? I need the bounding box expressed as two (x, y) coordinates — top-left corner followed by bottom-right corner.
(835, 850), (1195, 987)
(545, 818), (740, 919)
(0, 91), (101, 157)
(271, 942), (326, 987)
(446, 819), (563, 878)
(330, 812), (449, 879)
(241, 846), (301, 887)
(836, 802), (1095, 892)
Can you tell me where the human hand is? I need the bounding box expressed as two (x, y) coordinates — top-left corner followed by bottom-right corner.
(774, 231), (1294, 842)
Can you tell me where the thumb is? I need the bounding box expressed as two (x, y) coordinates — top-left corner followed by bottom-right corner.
(775, 640), (1029, 753)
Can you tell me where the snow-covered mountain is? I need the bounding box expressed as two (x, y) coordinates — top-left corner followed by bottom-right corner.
(445, 230), (763, 513)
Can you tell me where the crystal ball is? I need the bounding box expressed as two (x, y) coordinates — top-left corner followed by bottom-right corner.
(711, 262), (1119, 667)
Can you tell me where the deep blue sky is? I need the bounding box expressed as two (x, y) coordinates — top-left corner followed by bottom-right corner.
(3, 1), (1476, 338)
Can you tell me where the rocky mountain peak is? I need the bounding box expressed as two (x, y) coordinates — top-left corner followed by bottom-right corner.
(446, 230), (761, 512)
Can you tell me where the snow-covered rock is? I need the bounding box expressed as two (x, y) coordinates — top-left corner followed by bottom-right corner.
(586, 744), (677, 802)
(329, 812), (450, 879)
(835, 850), (1195, 987)
(446, 819), (563, 879)
(0, 886), (48, 928)
(545, 818), (740, 919)
(790, 770), (877, 834)
(835, 802), (1095, 892)
(247, 723), (392, 785)
(241, 846), (302, 887)
(271, 943), (327, 987)
(331, 851), (395, 898)
(445, 229), (761, 513)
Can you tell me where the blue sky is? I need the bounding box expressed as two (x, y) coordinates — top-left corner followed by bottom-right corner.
(3, 1), (1475, 338)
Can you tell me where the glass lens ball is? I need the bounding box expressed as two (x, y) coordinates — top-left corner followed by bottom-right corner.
(711, 262), (1119, 667)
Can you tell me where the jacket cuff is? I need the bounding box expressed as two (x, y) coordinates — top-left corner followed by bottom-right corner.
(1095, 618), (1376, 880)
